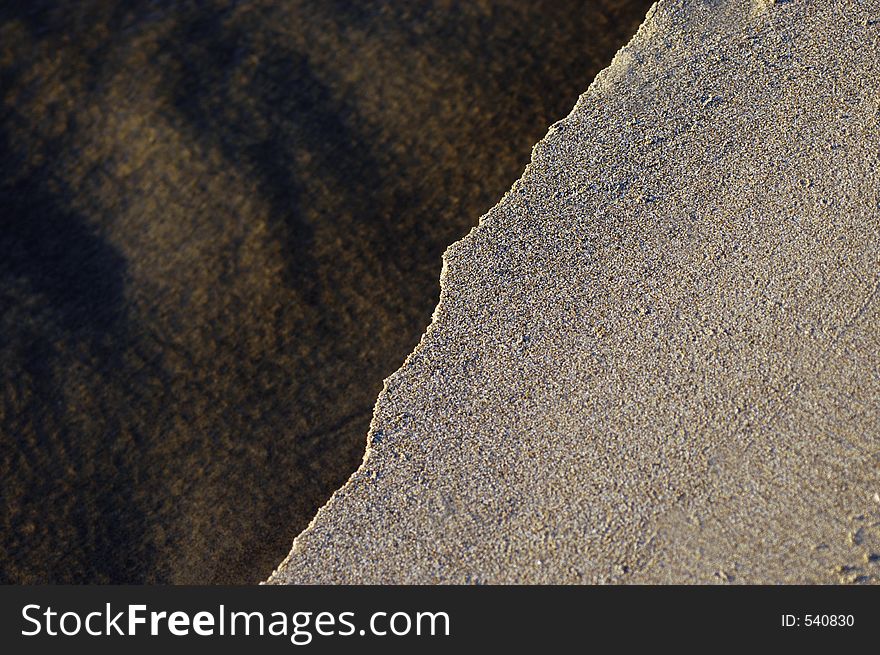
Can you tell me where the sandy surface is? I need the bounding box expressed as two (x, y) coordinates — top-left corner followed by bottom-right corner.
(0, 1), (651, 583)
(270, 0), (880, 584)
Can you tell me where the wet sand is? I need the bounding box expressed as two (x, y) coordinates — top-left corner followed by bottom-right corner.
(0, 1), (651, 583)
(270, 0), (880, 584)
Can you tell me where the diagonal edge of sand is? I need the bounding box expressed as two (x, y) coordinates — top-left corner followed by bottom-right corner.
(268, 0), (880, 584)
(264, 2), (668, 585)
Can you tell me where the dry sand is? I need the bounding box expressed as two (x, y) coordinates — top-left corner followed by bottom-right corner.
(270, 0), (880, 584)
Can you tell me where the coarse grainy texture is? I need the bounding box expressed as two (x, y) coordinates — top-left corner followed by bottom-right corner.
(270, 0), (880, 584)
(0, 0), (652, 583)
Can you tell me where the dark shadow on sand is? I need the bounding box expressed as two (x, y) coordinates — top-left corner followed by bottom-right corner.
(0, 0), (652, 583)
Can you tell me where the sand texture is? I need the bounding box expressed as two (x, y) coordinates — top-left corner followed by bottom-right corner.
(270, 0), (880, 584)
(0, 1), (651, 583)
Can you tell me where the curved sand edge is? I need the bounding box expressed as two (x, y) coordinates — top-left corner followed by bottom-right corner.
(269, 0), (880, 584)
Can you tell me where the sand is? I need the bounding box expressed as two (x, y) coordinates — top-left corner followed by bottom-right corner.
(269, 0), (880, 584)
(0, 1), (651, 583)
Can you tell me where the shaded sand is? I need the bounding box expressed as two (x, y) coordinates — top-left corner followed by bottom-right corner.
(0, 1), (651, 583)
(270, 0), (880, 584)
